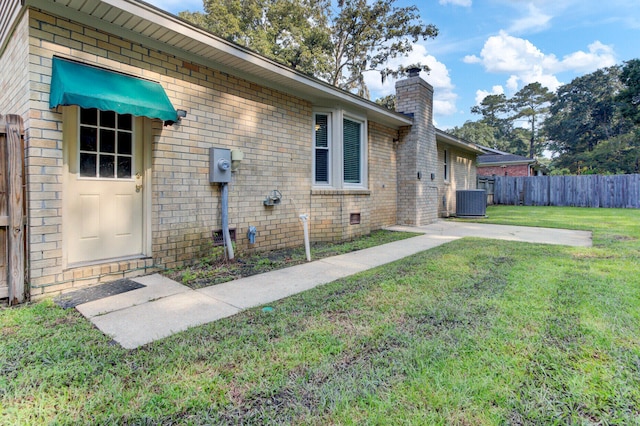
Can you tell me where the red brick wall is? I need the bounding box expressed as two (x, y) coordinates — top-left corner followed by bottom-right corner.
(478, 164), (531, 177)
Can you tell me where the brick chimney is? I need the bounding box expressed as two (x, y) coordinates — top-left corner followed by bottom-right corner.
(395, 71), (438, 225)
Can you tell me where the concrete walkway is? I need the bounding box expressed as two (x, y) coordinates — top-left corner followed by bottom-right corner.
(76, 221), (592, 349)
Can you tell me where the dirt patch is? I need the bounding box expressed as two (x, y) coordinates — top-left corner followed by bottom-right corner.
(164, 230), (420, 289)
(611, 234), (637, 241)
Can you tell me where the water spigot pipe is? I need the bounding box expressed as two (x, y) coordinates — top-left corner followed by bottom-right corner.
(299, 214), (311, 262)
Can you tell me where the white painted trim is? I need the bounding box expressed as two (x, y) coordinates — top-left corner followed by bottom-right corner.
(61, 106), (74, 269)
(142, 118), (152, 258)
(312, 107), (368, 190)
(342, 112), (368, 190)
(312, 111), (333, 187)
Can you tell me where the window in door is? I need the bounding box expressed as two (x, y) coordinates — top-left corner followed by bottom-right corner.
(79, 108), (134, 179)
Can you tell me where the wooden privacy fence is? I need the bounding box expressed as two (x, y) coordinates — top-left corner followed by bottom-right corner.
(0, 114), (25, 305)
(492, 175), (640, 208)
(477, 176), (495, 205)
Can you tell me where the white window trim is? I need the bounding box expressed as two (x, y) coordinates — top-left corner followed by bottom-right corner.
(342, 113), (368, 189)
(312, 108), (368, 190)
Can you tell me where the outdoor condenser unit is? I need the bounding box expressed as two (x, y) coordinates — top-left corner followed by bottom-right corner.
(456, 189), (487, 218)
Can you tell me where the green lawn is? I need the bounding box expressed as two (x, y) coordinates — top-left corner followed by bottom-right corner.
(2, 206), (640, 424)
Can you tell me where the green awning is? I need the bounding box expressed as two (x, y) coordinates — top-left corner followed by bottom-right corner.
(49, 57), (178, 122)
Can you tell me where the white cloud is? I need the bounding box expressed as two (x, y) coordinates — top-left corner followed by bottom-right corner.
(506, 75), (520, 92)
(475, 86), (504, 104)
(463, 54), (481, 64)
(439, 0), (472, 6)
(365, 44), (458, 118)
(468, 31), (616, 93)
(556, 41), (617, 73)
(508, 4), (552, 34)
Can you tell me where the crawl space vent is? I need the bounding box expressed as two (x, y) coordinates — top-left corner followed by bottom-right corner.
(212, 228), (236, 246)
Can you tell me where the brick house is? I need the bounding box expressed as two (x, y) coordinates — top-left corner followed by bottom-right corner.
(0, 0), (481, 299)
(477, 146), (539, 177)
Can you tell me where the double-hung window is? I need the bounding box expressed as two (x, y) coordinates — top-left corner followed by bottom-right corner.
(314, 113), (331, 184)
(313, 110), (367, 188)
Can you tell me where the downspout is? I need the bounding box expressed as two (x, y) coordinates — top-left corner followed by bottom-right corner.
(221, 182), (234, 260)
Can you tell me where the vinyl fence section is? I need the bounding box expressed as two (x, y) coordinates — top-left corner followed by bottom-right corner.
(493, 175), (640, 208)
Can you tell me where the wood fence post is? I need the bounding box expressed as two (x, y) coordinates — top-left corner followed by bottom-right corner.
(5, 114), (25, 305)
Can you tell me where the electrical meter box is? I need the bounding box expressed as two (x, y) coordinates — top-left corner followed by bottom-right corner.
(210, 147), (231, 183)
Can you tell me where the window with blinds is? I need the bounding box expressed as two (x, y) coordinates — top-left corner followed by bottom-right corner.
(343, 118), (361, 184)
(312, 110), (367, 189)
(314, 113), (330, 184)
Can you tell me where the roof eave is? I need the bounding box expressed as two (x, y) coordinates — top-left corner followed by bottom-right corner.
(435, 128), (484, 154)
(28, 0), (412, 129)
(478, 160), (536, 166)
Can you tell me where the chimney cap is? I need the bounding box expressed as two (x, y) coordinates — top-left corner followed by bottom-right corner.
(407, 67), (421, 77)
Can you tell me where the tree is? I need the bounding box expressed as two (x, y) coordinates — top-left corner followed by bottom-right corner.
(509, 127), (533, 157)
(375, 94), (396, 111)
(468, 94), (516, 151)
(329, 0), (437, 97)
(180, 0), (333, 79)
(508, 82), (554, 159)
(545, 66), (635, 173)
(584, 133), (640, 174)
(179, 0), (437, 97)
(448, 121), (498, 150)
(617, 59), (640, 125)
(470, 94), (509, 134)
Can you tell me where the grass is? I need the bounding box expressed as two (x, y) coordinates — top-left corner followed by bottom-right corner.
(164, 229), (421, 288)
(2, 206), (640, 424)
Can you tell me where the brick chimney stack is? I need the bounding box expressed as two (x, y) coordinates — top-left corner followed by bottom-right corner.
(395, 71), (438, 225)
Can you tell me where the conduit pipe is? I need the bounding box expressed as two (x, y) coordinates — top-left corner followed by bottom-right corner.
(221, 182), (234, 260)
(299, 214), (311, 261)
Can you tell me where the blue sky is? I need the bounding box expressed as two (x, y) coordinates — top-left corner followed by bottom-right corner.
(145, 0), (639, 130)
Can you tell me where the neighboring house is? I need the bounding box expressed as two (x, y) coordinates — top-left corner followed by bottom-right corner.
(0, 0), (480, 300)
(476, 146), (539, 177)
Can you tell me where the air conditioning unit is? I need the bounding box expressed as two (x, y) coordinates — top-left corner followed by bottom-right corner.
(456, 189), (487, 218)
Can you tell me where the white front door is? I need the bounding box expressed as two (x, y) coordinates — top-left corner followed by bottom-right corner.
(64, 108), (145, 265)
